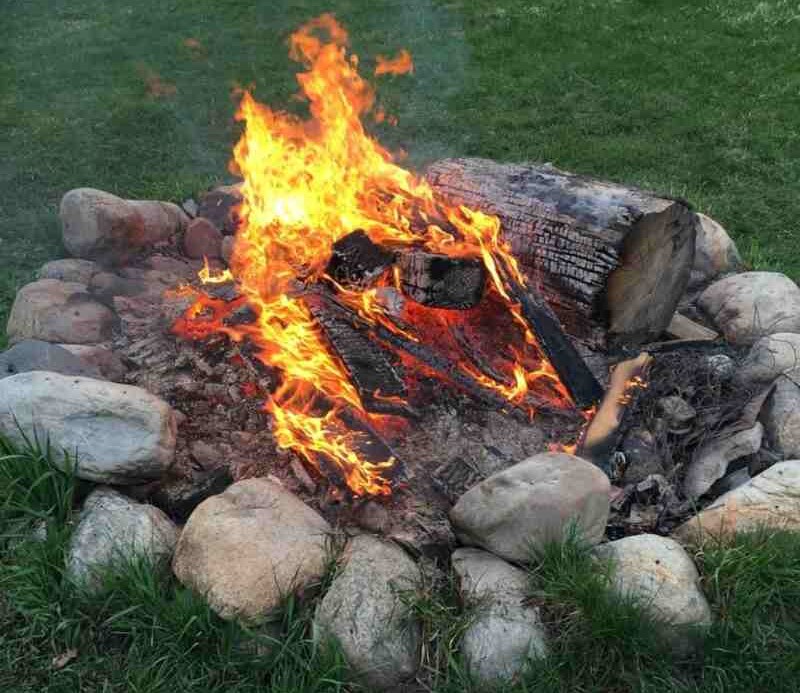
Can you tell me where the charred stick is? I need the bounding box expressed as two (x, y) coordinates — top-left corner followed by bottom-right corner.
(494, 254), (604, 409)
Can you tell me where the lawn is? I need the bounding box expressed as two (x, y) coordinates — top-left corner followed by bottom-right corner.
(2, 0), (800, 347)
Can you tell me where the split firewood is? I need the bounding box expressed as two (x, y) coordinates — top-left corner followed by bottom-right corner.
(665, 313), (719, 341)
(397, 249), (486, 309)
(577, 352), (653, 475)
(427, 158), (696, 350)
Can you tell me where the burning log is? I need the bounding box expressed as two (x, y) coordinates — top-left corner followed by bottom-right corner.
(397, 250), (486, 309)
(326, 230), (396, 288)
(307, 285), (570, 420)
(494, 254), (604, 409)
(303, 292), (411, 417)
(427, 158), (696, 351)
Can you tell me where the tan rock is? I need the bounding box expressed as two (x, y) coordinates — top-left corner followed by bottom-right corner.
(737, 333), (800, 385)
(183, 217), (223, 259)
(58, 343), (128, 381)
(6, 279), (116, 345)
(315, 535), (420, 690)
(450, 452), (610, 563)
(37, 258), (101, 284)
(689, 213), (741, 286)
(595, 534), (711, 629)
(675, 461), (800, 542)
(761, 377), (800, 459)
(698, 272), (800, 345)
(172, 478), (331, 622)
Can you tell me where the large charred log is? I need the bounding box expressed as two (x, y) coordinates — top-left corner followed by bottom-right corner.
(427, 158), (696, 351)
(397, 250), (486, 309)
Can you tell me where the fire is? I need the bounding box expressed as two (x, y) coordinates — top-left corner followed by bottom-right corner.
(174, 14), (573, 497)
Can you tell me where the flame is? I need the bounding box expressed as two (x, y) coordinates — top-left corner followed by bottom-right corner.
(375, 49), (414, 76)
(174, 15), (573, 497)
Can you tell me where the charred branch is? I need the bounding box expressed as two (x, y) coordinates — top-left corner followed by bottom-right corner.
(326, 230), (396, 288)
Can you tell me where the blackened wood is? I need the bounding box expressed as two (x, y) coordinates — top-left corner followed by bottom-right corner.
(427, 158), (696, 350)
(303, 292), (410, 417)
(326, 230), (396, 287)
(397, 250), (486, 309)
(308, 285), (572, 420)
(495, 254), (604, 409)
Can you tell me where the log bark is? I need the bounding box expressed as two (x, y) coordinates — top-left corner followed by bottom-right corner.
(427, 158), (696, 351)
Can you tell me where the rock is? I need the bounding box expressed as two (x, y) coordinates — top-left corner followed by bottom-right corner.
(87, 271), (164, 303)
(449, 453), (611, 563)
(683, 423), (763, 498)
(452, 548), (547, 684)
(150, 467), (233, 523)
(737, 333), (800, 385)
(60, 188), (188, 265)
(6, 279), (117, 345)
(196, 184), (242, 235)
(689, 213), (742, 287)
(221, 235), (235, 264)
(675, 460), (800, 542)
(66, 487), (178, 592)
(706, 353), (735, 381)
(315, 535), (421, 689)
(173, 478), (331, 622)
(0, 372), (178, 483)
(698, 272), (800, 345)
(183, 217), (223, 259)
(37, 258), (101, 284)
(761, 376), (800, 459)
(708, 466), (751, 497)
(620, 428), (665, 485)
(665, 313), (718, 341)
(657, 396), (696, 430)
(58, 344), (128, 381)
(0, 340), (102, 380)
(355, 501), (391, 534)
(595, 534), (711, 629)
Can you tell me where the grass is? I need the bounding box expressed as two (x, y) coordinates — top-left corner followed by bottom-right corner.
(1, 432), (799, 691)
(3, 0), (800, 347)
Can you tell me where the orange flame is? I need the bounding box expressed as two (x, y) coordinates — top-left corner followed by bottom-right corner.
(174, 15), (572, 497)
(375, 49), (414, 76)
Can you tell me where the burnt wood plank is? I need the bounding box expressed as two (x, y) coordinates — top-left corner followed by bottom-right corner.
(397, 250), (486, 309)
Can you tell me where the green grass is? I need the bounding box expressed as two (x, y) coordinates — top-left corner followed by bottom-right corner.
(3, 431), (798, 692)
(3, 0), (800, 347)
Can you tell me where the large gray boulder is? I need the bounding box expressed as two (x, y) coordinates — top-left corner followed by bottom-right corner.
(675, 461), (800, 542)
(315, 535), (421, 690)
(450, 452), (610, 563)
(66, 487), (178, 592)
(6, 279), (117, 345)
(0, 371), (177, 483)
(683, 423), (763, 499)
(761, 377), (800, 459)
(173, 478), (331, 622)
(452, 548), (547, 684)
(595, 534), (711, 630)
(689, 213), (741, 287)
(0, 340), (102, 380)
(60, 188), (188, 265)
(698, 272), (800, 345)
(737, 333), (800, 385)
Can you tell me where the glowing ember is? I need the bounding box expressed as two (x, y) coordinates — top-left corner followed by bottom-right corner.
(174, 14), (574, 497)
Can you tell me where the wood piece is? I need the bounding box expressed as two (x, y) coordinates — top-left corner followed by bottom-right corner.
(427, 158), (696, 350)
(495, 253), (604, 409)
(397, 250), (486, 308)
(326, 230), (396, 288)
(665, 313), (718, 341)
(307, 285), (570, 420)
(303, 292), (410, 417)
(577, 352), (653, 475)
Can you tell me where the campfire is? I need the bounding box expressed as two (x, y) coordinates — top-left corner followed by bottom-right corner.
(170, 14), (646, 499)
